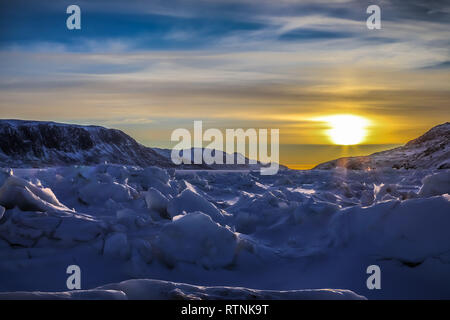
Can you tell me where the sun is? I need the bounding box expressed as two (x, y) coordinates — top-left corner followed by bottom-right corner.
(321, 115), (369, 145)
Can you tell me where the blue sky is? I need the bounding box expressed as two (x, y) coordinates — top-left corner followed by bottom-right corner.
(0, 0), (449, 168)
(1, 0), (449, 53)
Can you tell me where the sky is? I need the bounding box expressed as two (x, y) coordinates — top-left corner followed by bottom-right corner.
(0, 0), (449, 168)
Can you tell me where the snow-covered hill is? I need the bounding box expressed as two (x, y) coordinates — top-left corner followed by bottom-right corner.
(315, 122), (450, 170)
(0, 120), (277, 171)
(0, 120), (173, 168)
(153, 147), (286, 171)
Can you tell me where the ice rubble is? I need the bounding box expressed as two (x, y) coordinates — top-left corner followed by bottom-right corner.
(144, 187), (169, 215)
(167, 189), (225, 222)
(104, 232), (130, 260)
(418, 171), (450, 197)
(0, 165), (449, 299)
(0, 174), (71, 213)
(329, 196), (450, 262)
(156, 212), (237, 269)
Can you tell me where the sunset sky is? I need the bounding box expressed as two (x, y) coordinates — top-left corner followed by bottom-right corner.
(0, 0), (449, 168)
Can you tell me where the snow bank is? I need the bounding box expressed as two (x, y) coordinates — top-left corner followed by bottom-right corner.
(418, 171), (450, 197)
(0, 175), (71, 212)
(144, 187), (169, 217)
(0, 290), (127, 300)
(329, 195), (450, 262)
(373, 183), (403, 202)
(293, 198), (340, 225)
(167, 189), (224, 222)
(99, 279), (365, 300)
(78, 180), (136, 205)
(103, 232), (130, 260)
(156, 212), (237, 268)
(138, 166), (175, 195)
(0, 170), (106, 248)
(0, 279), (365, 300)
(0, 207), (105, 248)
(0, 168), (12, 187)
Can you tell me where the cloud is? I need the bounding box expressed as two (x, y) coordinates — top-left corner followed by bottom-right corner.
(421, 60), (450, 70)
(0, 0), (448, 147)
(1, 0), (448, 52)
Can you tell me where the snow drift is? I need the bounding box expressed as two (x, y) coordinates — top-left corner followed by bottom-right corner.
(0, 279), (365, 300)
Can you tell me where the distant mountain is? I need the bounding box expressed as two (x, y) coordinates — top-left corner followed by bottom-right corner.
(0, 120), (175, 168)
(314, 122), (450, 170)
(153, 147), (285, 171)
(0, 120), (280, 170)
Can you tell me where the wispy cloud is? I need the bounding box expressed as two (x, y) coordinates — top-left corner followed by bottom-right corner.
(0, 0), (448, 148)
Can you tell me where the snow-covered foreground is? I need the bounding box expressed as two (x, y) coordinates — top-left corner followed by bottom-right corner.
(0, 165), (449, 299)
(0, 279), (364, 300)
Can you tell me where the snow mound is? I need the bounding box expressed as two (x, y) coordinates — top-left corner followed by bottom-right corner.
(0, 290), (127, 300)
(0, 168), (105, 248)
(329, 195), (450, 262)
(0, 279), (365, 300)
(0, 175), (71, 213)
(418, 171), (450, 197)
(78, 180), (136, 205)
(0, 207), (105, 248)
(144, 187), (169, 217)
(167, 189), (224, 222)
(52, 214), (104, 245)
(103, 232), (130, 260)
(155, 212), (237, 268)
